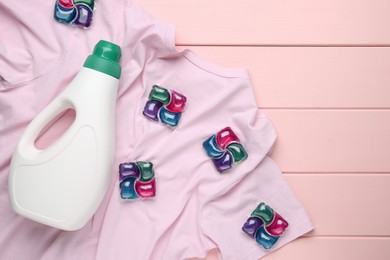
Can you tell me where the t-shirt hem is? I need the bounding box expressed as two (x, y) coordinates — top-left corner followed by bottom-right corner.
(242, 220), (314, 260)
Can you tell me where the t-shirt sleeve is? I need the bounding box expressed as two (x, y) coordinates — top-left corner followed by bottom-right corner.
(0, 1), (73, 87)
(201, 156), (314, 259)
(123, 1), (176, 58)
(202, 97), (278, 194)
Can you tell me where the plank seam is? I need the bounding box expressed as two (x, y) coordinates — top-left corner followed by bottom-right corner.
(282, 172), (390, 174)
(304, 235), (390, 238)
(259, 108), (390, 111)
(176, 44), (390, 48)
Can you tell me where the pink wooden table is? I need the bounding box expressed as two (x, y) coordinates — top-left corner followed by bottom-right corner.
(138, 0), (390, 259)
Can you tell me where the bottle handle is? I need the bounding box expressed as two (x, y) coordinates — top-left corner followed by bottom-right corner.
(17, 96), (75, 160)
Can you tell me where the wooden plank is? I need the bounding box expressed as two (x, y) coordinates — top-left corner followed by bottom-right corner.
(267, 110), (390, 173)
(196, 237), (390, 260)
(284, 174), (390, 236)
(264, 237), (390, 260)
(139, 0), (390, 45)
(182, 46), (390, 109)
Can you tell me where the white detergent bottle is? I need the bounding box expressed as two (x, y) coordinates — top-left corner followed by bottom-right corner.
(8, 40), (121, 231)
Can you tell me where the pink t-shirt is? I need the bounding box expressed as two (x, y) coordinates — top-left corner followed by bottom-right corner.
(0, 1), (313, 259)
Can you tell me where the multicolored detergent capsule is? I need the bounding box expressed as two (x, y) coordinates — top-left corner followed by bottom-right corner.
(135, 178), (156, 199)
(54, 0), (95, 28)
(73, 3), (93, 28)
(251, 202), (275, 225)
(136, 161), (155, 182)
(227, 143), (248, 163)
(119, 162), (140, 181)
(159, 107), (182, 127)
(203, 127), (247, 173)
(203, 135), (224, 158)
(149, 85), (171, 105)
(74, 0), (94, 9)
(54, 1), (76, 24)
(143, 85), (186, 128)
(58, 0), (74, 8)
(216, 127), (240, 150)
(212, 151), (233, 173)
(165, 91), (187, 113)
(265, 212), (289, 236)
(243, 202), (289, 250)
(143, 100), (164, 121)
(119, 161), (156, 200)
(242, 217), (264, 238)
(120, 177), (139, 200)
(255, 226), (280, 250)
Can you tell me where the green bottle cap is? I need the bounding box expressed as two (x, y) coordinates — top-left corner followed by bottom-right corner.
(83, 40), (121, 79)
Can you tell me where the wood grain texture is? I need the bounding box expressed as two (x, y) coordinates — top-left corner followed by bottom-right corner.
(264, 237), (390, 260)
(139, 0), (390, 46)
(267, 110), (390, 173)
(184, 46), (390, 109)
(197, 238), (390, 260)
(284, 174), (390, 236)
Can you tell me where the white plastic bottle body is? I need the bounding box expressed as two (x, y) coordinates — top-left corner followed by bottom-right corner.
(8, 68), (118, 230)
